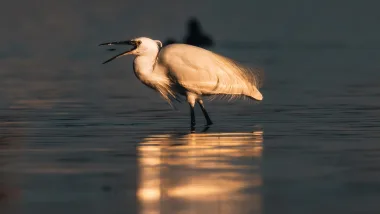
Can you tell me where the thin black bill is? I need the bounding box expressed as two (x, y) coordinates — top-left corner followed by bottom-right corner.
(99, 40), (137, 64)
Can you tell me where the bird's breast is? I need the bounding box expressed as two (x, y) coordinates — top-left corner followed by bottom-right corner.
(133, 58), (172, 92)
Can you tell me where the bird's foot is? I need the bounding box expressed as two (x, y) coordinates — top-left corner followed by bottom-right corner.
(201, 125), (211, 133)
(205, 119), (213, 126)
(190, 126), (196, 133)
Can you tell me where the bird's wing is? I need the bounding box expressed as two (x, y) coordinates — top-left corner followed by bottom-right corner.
(158, 44), (262, 97)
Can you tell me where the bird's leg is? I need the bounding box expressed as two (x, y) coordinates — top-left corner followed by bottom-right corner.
(197, 99), (213, 126)
(187, 95), (197, 130)
(190, 103), (195, 129)
(190, 108), (195, 132)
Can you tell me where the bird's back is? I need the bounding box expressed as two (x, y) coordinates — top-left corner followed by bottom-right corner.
(157, 44), (264, 100)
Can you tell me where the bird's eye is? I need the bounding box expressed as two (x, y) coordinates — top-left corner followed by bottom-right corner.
(137, 40), (142, 45)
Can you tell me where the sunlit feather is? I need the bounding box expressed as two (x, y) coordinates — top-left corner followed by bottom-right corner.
(156, 44), (264, 104)
(99, 37), (264, 127)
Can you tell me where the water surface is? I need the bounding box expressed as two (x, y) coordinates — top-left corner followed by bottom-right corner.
(1, 46), (380, 214)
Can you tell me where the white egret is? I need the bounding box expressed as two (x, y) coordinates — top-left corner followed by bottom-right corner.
(99, 37), (264, 129)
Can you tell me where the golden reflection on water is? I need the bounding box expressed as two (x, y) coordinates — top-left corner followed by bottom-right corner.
(137, 130), (263, 214)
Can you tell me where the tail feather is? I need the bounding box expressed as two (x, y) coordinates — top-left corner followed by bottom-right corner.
(210, 53), (264, 100)
(249, 88), (263, 101)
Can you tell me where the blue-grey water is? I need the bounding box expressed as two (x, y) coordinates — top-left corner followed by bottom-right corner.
(2, 0), (380, 213)
(1, 44), (380, 214)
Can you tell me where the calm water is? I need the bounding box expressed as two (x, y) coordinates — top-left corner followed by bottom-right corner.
(1, 45), (380, 214)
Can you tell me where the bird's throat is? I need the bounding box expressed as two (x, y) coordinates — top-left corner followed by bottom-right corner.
(133, 56), (158, 88)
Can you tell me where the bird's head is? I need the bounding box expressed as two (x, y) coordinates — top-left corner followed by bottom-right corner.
(99, 37), (162, 64)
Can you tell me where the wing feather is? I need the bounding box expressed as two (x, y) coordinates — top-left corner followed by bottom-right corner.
(158, 44), (263, 100)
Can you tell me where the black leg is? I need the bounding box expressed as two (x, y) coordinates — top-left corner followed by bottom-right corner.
(187, 94), (197, 132)
(197, 100), (213, 126)
(191, 126), (195, 133)
(190, 103), (196, 129)
(201, 126), (210, 132)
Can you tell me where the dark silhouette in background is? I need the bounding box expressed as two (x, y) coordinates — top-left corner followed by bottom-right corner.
(183, 18), (214, 47)
(163, 17), (214, 48)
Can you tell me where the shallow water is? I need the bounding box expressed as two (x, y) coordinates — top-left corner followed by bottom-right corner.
(1, 46), (380, 214)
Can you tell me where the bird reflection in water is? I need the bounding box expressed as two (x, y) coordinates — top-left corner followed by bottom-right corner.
(137, 129), (263, 214)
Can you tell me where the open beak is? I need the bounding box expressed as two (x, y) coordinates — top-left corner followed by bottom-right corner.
(99, 40), (138, 64)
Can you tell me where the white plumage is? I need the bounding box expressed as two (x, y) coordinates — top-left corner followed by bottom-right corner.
(99, 37), (264, 129)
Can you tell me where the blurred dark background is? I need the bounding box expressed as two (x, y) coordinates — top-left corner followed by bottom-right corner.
(2, 0), (379, 69)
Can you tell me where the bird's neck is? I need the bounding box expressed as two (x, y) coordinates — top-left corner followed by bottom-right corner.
(133, 55), (159, 87)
